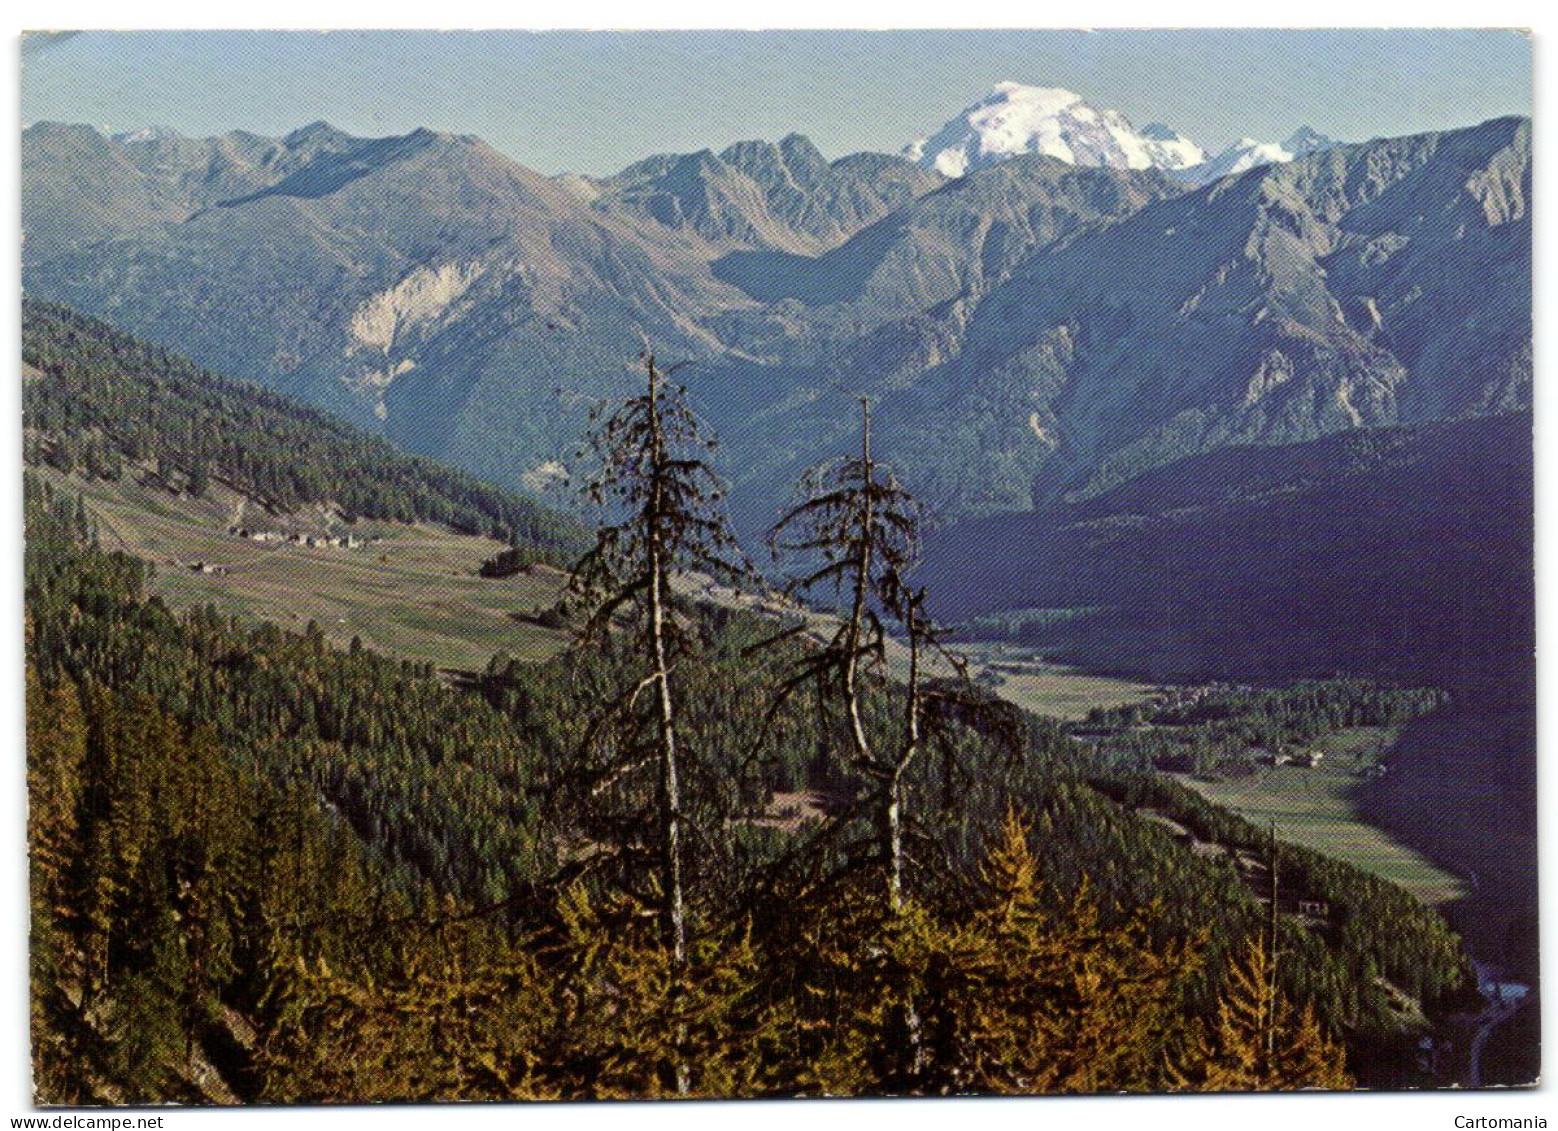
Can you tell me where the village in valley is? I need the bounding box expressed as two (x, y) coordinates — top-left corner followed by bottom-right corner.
(182, 523), (381, 576)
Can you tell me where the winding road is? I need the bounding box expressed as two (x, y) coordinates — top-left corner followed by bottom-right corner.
(1467, 963), (1530, 1087)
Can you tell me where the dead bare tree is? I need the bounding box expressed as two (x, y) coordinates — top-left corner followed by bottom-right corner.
(766, 397), (933, 912)
(566, 352), (748, 967)
(763, 397), (1023, 914)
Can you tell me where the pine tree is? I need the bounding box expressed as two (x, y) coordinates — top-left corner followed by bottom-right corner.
(26, 667), (90, 1102)
(261, 910), (555, 1103)
(27, 668), (87, 918)
(535, 883), (782, 1099)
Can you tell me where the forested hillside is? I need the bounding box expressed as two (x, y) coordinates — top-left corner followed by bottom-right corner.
(24, 305), (1496, 1101)
(922, 412), (1534, 699)
(22, 300), (585, 559)
(25, 476), (1471, 1100)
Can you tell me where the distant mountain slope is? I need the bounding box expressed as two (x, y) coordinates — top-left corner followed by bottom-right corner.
(592, 133), (945, 254)
(21, 119), (380, 262)
(918, 408), (1535, 999)
(21, 300), (585, 559)
(708, 154), (1179, 312)
(21, 119), (761, 464)
(19, 119), (1177, 506)
(860, 116), (1530, 513)
(22, 115), (1529, 525)
(920, 412), (1533, 700)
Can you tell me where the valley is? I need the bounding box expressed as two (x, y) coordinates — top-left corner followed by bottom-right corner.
(37, 459), (1159, 720)
(47, 442), (1519, 998)
(1172, 727), (1465, 908)
(957, 641), (1157, 720)
(16, 46), (1536, 1098)
(1168, 704), (1538, 990)
(47, 450), (1506, 942)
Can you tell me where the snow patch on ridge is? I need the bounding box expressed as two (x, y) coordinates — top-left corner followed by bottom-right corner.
(1139, 123), (1207, 171)
(1186, 138), (1295, 184)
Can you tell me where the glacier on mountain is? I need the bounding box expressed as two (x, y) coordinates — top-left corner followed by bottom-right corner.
(906, 83), (1171, 176)
(908, 82), (1333, 184)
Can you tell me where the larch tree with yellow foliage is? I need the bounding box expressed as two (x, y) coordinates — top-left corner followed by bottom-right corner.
(1169, 936), (1353, 1091)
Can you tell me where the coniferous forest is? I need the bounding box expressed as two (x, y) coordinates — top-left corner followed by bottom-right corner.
(22, 304), (1487, 1103)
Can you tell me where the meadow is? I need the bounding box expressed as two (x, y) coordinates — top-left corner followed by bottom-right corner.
(34, 467), (571, 671)
(1177, 727), (1467, 908)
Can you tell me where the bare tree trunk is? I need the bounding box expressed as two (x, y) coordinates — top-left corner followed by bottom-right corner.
(1266, 822), (1280, 1072)
(649, 539), (684, 964)
(884, 775), (904, 914)
(886, 611), (921, 914)
(892, 610), (924, 1082)
(645, 358), (689, 1096)
(842, 399), (875, 776)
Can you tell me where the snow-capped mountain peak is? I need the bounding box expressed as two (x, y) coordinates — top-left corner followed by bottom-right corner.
(906, 82), (1195, 178)
(1138, 122), (1208, 171)
(113, 125), (184, 146)
(1175, 131), (1342, 184)
(1179, 137), (1295, 184)
(907, 83), (1340, 185)
(991, 79), (1083, 109)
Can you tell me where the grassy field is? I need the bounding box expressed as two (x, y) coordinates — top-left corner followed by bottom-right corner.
(1176, 727), (1467, 908)
(39, 468), (1164, 724)
(984, 665), (1157, 721)
(954, 642), (1157, 721)
(682, 579), (1160, 725)
(37, 468), (572, 671)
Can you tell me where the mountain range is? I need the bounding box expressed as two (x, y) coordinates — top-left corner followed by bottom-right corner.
(20, 94), (1530, 532)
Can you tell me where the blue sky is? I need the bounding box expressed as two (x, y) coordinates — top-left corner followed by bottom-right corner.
(20, 28), (1532, 175)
